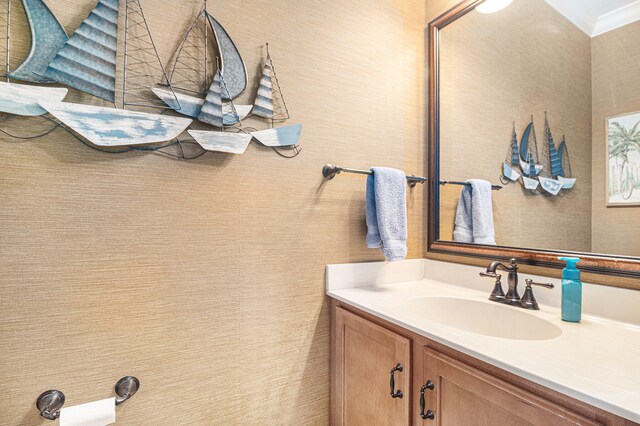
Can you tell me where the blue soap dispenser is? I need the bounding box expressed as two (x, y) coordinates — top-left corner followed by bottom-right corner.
(559, 257), (582, 322)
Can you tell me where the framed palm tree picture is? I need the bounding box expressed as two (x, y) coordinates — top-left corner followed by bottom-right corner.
(607, 111), (640, 206)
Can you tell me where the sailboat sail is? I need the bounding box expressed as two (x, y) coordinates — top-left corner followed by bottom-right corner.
(121, 0), (178, 110)
(153, 2), (249, 124)
(44, 0), (119, 102)
(197, 69), (224, 127)
(206, 14), (247, 101)
(9, 0), (68, 83)
(510, 125), (519, 166)
(557, 136), (576, 189)
(252, 62), (274, 119)
(519, 122), (531, 166)
(519, 120), (543, 177)
(538, 113), (563, 195)
(165, 4), (211, 96)
(559, 137), (571, 177)
(36, 0), (195, 147)
(544, 115), (564, 178)
(0, 0), (69, 115)
(502, 123), (521, 182)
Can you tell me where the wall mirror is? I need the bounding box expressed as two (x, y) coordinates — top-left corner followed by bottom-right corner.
(427, 0), (640, 278)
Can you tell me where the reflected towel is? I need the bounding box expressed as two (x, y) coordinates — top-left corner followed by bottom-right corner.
(366, 167), (407, 261)
(453, 179), (496, 245)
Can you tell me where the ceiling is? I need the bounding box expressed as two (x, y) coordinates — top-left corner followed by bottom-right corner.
(544, 0), (640, 36)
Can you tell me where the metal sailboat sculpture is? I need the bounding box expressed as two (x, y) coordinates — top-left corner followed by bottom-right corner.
(519, 117), (543, 190)
(152, 0), (251, 126)
(39, 0), (192, 146)
(9, 0), (69, 83)
(556, 135), (576, 189)
(501, 122), (522, 183)
(184, 49), (302, 153)
(0, 0), (69, 116)
(186, 68), (253, 154)
(154, 1), (301, 153)
(538, 114), (563, 195)
(246, 47), (302, 149)
(538, 113), (576, 195)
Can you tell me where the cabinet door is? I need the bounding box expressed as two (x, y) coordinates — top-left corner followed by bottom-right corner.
(333, 307), (411, 426)
(416, 347), (601, 426)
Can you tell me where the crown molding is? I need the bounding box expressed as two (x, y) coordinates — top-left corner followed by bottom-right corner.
(544, 0), (594, 36)
(593, 0), (640, 36)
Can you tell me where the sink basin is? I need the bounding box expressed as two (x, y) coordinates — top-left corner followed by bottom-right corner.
(402, 297), (562, 340)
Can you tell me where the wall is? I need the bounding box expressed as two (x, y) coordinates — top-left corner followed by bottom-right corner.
(0, 0), (425, 424)
(435, 0), (593, 252)
(591, 20), (640, 256)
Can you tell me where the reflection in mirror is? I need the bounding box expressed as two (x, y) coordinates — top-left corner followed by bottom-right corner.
(437, 0), (640, 257)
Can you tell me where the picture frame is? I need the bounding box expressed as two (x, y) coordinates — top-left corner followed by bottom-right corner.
(606, 111), (640, 207)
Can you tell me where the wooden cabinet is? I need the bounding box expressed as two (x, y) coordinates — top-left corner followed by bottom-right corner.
(331, 299), (638, 426)
(416, 347), (599, 425)
(332, 306), (411, 426)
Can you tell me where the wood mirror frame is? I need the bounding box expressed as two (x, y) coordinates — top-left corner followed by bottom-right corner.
(426, 0), (640, 279)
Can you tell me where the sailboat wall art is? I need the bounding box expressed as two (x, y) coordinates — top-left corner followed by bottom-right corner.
(38, 0), (192, 146)
(499, 114), (576, 196)
(44, 0), (118, 102)
(0, 0), (302, 157)
(153, 0), (302, 154)
(0, 0), (70, 116)
(152, 0), (250, 125)
(9, 0), (68, 83)
(41, 101), (192, 147)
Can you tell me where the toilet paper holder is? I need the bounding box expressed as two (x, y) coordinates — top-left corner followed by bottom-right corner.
(36, 376), (140, 420)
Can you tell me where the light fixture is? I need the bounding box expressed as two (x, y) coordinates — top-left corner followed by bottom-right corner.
(476, 0), (513, 14)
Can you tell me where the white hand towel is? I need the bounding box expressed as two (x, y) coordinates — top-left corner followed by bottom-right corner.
(453, 179), (496, 245)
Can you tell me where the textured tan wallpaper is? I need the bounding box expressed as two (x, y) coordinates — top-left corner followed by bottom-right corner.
(591, 21), (640, 256)
(0, 0), (425, 424)
(435, 0), (593, 252)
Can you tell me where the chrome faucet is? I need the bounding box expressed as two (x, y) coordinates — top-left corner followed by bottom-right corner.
(479, 259), (554, 310)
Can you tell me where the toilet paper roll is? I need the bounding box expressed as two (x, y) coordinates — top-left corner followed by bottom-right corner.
(59, 397), (116, 426)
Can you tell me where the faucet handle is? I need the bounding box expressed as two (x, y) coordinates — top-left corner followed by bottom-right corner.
(524, 278), (554, 289)
(521, 279), (554, 310)
(479, 271), (497, 279)
(479, 272), (505, 302)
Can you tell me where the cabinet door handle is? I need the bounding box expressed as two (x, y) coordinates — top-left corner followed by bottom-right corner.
(389, 363), (404, 399)
(419, 380), (435, 420)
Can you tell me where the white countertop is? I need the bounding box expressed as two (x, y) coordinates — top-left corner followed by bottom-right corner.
(326, 259), (640, 423)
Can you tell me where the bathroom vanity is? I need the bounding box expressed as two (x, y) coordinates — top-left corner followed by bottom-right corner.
(327, 260), (640, 425)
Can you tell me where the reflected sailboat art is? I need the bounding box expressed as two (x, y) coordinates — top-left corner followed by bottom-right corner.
(39, 0), (192, 146)
(518, 117), (543, 190)
(501, 122), (522, 183)
(556, 135), (576, 189)
(538, 113), (576, 195)
(538, 113), (563, 195)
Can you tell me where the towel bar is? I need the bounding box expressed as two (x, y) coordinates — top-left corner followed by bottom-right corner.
(322, 164), (502, 190)
(322, 164), (427, 188)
